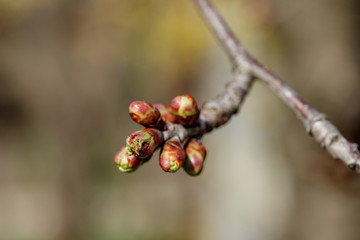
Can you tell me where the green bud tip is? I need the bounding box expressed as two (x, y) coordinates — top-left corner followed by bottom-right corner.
(183, 138), (207, 176)
(126, 128), (162, 159)
(153, 104), (177, 123)
(159, 140), (186, 173)
(129, 101), (164, 129)
(171, 94), (199, 125)
(114, 147), (142, 173)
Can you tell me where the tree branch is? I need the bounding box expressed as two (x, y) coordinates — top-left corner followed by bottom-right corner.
(193, 0), (360, 173)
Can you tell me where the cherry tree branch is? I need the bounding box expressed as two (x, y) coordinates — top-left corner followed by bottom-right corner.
(193, 0), (360, 173)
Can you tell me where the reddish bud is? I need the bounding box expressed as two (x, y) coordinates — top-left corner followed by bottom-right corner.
(126, 128), (162, 159)
(153, 104), (177, 123)
(114, 147), (142, 172)
(129, 101), (164, 128)
(159, 140), (186, 173)
(171, 94), (199, 125)
(183, 138), (207, 176)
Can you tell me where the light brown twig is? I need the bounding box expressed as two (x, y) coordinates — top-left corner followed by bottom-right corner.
(193, 0), (360, 173)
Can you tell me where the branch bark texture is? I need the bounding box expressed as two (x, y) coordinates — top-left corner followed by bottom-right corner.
(193, 0), (360, 173)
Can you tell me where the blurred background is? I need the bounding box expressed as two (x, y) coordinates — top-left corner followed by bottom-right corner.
(1, 0), (360, 239)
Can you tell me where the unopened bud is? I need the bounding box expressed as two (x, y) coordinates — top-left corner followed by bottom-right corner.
(183, 138), (207, 176)
(159, 140), (185, 173)
(129, 101), (164, 128)
(153, 104), (177, 123)
(114, 147), (142, 172)
(126, 128), (162, 159)
(171, 94), (199, 125)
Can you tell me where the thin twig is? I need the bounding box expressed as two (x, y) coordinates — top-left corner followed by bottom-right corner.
(193, 0), (360, 173)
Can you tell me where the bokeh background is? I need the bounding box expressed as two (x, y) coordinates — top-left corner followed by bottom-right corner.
(1, 0), (360, 239)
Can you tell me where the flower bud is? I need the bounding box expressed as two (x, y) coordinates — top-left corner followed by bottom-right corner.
(153, 104), (177, 123)
(126, 128), (162, 159)
(171, 94), (199, 125)
(129, 101), (164, 128)
(114, 147), (142, 172)
(159, 140), (186, 173)
(183, 138), (207, 176)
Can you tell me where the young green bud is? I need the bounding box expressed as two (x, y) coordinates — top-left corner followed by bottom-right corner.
(159, 140), (186, 173)
(171, 94), (199, 125)
(129, 101), (164, 128)
(126, 128), (162, 159)
(114, 147), (142, 172)
(153, 104), (177, 123)
(183, 138), (207, 176)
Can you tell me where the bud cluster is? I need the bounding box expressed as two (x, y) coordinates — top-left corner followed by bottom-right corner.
(114, 94), (207, 176)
